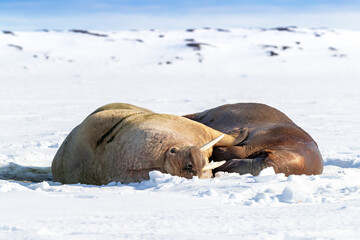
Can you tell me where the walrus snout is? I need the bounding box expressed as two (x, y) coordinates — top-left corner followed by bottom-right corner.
(164, 145), (227, 179)
(164, 146), (208, 179)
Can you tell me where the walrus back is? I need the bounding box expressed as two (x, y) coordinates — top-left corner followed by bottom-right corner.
(184, 103), (295, 133)
(88, 103), (153, 117)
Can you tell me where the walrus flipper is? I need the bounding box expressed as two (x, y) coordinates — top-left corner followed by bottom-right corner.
(214, 157), (269, 176)
(230, 127), (249, 145)
(0, 162), (53, 182)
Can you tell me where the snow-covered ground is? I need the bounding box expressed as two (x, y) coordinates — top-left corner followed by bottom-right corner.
(1, 27), (360, 239)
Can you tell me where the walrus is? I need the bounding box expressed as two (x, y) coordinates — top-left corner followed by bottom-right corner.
(184, 103), (323, 176)
(52, 106), (244, 185)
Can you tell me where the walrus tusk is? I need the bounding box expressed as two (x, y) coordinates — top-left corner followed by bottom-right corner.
(199, 134), (225, 152)
(202, 160), (226, 171)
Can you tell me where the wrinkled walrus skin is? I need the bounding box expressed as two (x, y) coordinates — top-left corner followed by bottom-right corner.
(184, 103), (323, 176)
(52, 107), (242, 185)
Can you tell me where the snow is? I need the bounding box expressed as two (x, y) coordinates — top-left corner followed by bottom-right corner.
(1, 27), (360, 239)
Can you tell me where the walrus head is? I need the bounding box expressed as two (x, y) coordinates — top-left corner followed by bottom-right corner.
(164, 135), (226, 179)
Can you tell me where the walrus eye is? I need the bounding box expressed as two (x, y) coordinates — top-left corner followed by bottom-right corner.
(170, 147), (178, 154)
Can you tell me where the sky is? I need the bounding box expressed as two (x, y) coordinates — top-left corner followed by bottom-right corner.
(1, 0), (360, 30)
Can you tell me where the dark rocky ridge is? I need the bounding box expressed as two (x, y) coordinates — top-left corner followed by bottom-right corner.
(69, 29), (108, 37)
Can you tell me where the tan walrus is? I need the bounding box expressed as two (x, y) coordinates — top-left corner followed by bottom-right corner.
(52, 103), (244, 184)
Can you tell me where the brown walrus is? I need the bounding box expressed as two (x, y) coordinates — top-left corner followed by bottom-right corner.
(52, 104), (245, 185)
(184, 103), (323, 176)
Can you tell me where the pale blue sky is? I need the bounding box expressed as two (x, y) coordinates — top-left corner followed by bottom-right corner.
(1, 0), (359, 30)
